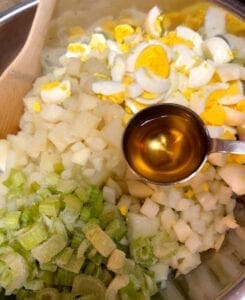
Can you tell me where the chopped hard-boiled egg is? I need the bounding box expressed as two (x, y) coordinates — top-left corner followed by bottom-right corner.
(145, 6), (162, 38)
(134, 67), (170, 94)
(127, 41), (170, 78)
(40, 80), (71, 104)
(173, 45), (198, 71)
(114, 24), (135, 43)
(66, 42), (91, 61)
(203, 37), (234, 64)
(204, 6), (226, 38)
(89, 33), (108, 52)
(189, 61), (215, 87)
(176, 26), (203, 55)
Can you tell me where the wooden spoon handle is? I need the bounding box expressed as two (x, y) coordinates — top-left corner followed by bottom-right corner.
(7, 0), (57, 80)
(0, 0), (56, 138)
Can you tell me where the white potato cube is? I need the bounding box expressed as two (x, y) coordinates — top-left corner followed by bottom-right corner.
(140, 198), (160, 218)
(103, 186), (116, 204)
(185, 232), (202, 253)
(71, 148), (91, 166)
(173, 220), (193, 243)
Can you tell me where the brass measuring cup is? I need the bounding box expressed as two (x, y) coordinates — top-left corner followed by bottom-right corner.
(122, 103), (245, 185)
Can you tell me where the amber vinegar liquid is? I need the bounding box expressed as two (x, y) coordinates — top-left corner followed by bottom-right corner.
(124, 112), (208, 184)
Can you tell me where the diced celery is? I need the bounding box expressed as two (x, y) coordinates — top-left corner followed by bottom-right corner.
(36, 288), (60, 300)
(3, 169), (26, 188)
(24, 279), (44, 291)
(45, 173), (60, 186)
(5, 211), (21, 230)
(59, 207), (80, 228)
(84, 261), (102, 278)
(0, 232), (6, 245)
(30, 181), (40, 193)
(57, 268), (75, 286)
(77, 239), (91, 259)
(39, 200), (60, 217)
(62, 254), (84, 274)
(101, 269), (113, 286)
(39, 270), (55, 285)
(0, 250), (29, 295)
(18, 222), (49, 250)
(63, 195), (81, 211)
(10, 240), (29, 258)
(31, 234), (67, 263)
(53, 162), (64, 175)
(71, 234), (84, 251)
(75, 187), (87, 202)
(83, 223), (116, 257)
(151, 233), (179, 259)
(55, 247), (74, 267)
(60, 292), (76, 300)
(40, 263), (57, 272)
(130, 237), (156, 267)
(16, 289), (36, 300)
(105, 219), (127, 242)
(72, 274), (106, 298)
(80, 206), (91, 222)
(20, 204), (39, 227)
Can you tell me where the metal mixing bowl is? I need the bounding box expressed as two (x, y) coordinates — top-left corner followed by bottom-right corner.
(0, 0), (244, 299)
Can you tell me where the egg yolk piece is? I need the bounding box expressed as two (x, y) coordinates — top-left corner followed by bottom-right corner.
(135, 45), (169, 78)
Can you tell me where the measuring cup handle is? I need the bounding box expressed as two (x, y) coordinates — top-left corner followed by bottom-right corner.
(209, 138), (245, 155)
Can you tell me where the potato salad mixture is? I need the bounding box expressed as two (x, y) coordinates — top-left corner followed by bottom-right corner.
(0, 3), (244, 299)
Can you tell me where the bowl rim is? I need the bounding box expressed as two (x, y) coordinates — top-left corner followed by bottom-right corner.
(0, 0), (38, 25)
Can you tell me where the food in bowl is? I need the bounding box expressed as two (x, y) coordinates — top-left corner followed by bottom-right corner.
(0, 2), (244, 299)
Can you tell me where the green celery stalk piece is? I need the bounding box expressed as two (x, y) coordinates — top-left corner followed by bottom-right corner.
(77, 239), (91, 259)
(36, 288), (60, 300)
(62, 254), (84, 274)
(57, 268), (75, 286)
(5, 211), (21, 230)
(72, 274), (106, 299)
(3, 169), (26, 188)
(53, 162), (64, 175)
(63, 195), (81, 211)
(55, 247), (74, 267)
(130, 237), (156, 267)
(18, 222), (49, 250)
(83, 223), (116, 257)
(39, 200), (60, 217)
(31, 234), (67, 263)
(20, 204), (39, 227)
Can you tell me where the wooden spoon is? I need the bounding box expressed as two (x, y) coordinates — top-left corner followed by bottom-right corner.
(0, 0), (57, 139)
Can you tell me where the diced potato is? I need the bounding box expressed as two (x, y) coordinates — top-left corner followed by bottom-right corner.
(127, 213), (159, 241)
(71, 148), (91, 166)
(185, 232), (202, 253)
(103, 186), (116, 204)
(127, 180), (153, 199)
(140, 198), (160, 218)
(196, 192), (217, 211)
(173, 220), (193, 243)
(160, 208), (178, 233)
(218, 163), (245, 195)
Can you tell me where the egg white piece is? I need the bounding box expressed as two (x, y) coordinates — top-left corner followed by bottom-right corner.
(204, 37), (234, 64)
(135, 94), (164, 105)
(66, 42), (91, 60)
(125, 99), (141, 113)
(219, 95), (244, 105)
(173, 45), (198, 70)
(204, 7), (226, 38)
(188, 61), (215, 88)
(224, 107), (245, 126)
(41, 80), (72, 104)
(217, 63), (242, 82)
(89, 33), (108, 51)
(135, 68), (170, 94)
(176, 26), (203, 55)
(126, 82), (143, 98)
(111, 56), (126, 82)
(145, 6), (162, 37)
(92, 81), (125, 95)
